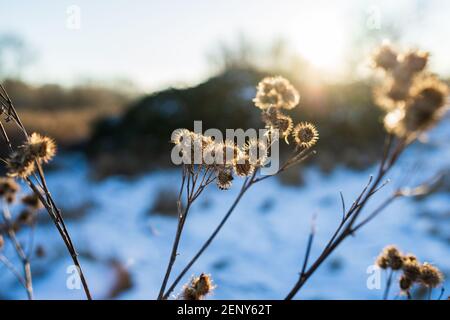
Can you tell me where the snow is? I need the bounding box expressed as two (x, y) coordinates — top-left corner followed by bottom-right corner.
(1, 121), (450, 300)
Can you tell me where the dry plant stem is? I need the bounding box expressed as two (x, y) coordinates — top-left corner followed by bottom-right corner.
(1, 203), (33, 299)
(285, 135), (408, 300)
(162, 172), (255, 299)
(0, 254), (28, 288)
(25, 178), (92, 299)
(0, 84), (92, 300)
(157, 165), (214, 299)
(162, 150), (313, 299)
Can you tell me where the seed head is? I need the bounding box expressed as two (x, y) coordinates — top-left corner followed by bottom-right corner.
(399, 274), (413, 291)
(254, 76), (300, 110)
(171, 129), (192, 146)
(377, 245), (404, 270)
(419, 263), (444, 288)
(245, 138), (269, 167)
(182, 273), (215, 300)
(402, 254), (421, 282)
(273, 114), (293, 142)
(402, 50), (429, 74)
(216, 168), (233, 190)
(376, 254), (389, 269)
(28, 133), (56, 163)
(0, 177), (20, 204)
(372, 44), (399, 71)
(292, 122), (319, 149)
(261, 107), (281, 127)
(385, 245), (403, 270)
(6, 133), (56, 178)
(6, 150), (36, 179)
(233, 154), (255, 177)
(22, 193), (43, 211)
(17, 209), (34, 225)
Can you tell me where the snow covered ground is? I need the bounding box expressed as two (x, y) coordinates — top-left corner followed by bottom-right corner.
(1, 122), (449, 300)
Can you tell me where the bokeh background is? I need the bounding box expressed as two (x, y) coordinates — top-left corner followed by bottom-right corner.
(0, 0), (449, 299)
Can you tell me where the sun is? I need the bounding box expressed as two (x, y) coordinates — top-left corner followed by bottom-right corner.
(294, 13), (347, 72)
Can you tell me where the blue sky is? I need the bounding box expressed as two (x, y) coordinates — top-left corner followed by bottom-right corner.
(1, 0), (449, 91)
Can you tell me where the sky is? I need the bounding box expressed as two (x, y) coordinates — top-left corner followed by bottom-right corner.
(1, 0), (450, 92)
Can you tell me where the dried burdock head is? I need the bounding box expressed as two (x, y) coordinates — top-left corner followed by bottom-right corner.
(254, 76), (300, 110)
(216, 168), (233, 190)
(272, 114), (293, 143)
(373, 44), (449, 139)
(6, 150), (36, 179)
(292, 122), (319, 149)
(245, 138), (268, 167)
(233, 154), (255, 177)
(209, 140), (239, 168)
(173, 130), (211, 165)
(222, 140), (240, 165)
(182, 273), (215, 300)
(22, 193), (43, 211)
(375, 254), (389, 270)
(385, 245), (403, 270)
(35, 245), (46, 258)
(171, 128), (192, 146)
(261, 107), (281, 127)
(201, 135), (214, 151)
(402, 254), (421, 282)
(7, 133), (56, 178)
(399, 274), (413, 291)
(0, 177), (20, 204)
(27, 133), (56, 163)
(377, 245), (403, 270)
(402, 50), (429, 74)
(385, 75), (449, 138)
(17, 209), (34, 226)
(402, 75), (449, 134)
(419, 262), (444, 288)
(372, 44), (399, 71)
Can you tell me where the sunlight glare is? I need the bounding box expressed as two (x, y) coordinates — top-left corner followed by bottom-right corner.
(295, 13), (347, 72)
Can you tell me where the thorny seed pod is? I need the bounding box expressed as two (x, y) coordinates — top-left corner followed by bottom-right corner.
(261, 107), (281, 128)
(233, 154), (255, 177)
(253, 76), (300, 110)
(27, 133), (56, 163)
(182, 273), (215, 300)
(0, 177), (20, 204)
(399, 274), (413, 291)
(402, 254), (421, 282)
(171, 128), (192, 146)
(17, 209), (34, 226)
(385, 245), (403, 270)
(6, 133), (56, 178)
(402, 50), (429, 74)
(245, 138), (268, 167)
(292, 122), (319, 149)
(6, 150), (36, 179)
(219, 140), (240, 166)
(372, 44), (399, 71)
(216, 168), (233, 190)
(419, 263), (444, 288)
(376, 254), (389, 270)
(273, 114), (293, 142)
(22, 193), (43, 211)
